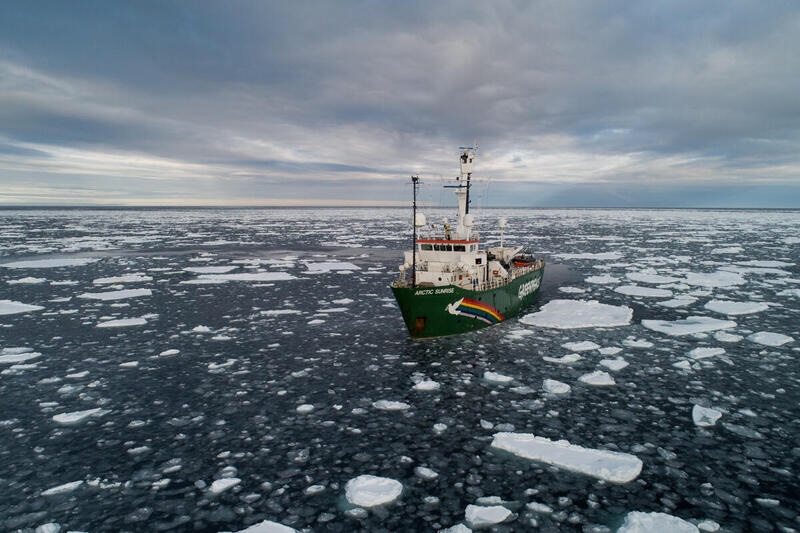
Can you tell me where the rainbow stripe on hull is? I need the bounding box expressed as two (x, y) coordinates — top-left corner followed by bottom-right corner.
(447, 297), (505, 324)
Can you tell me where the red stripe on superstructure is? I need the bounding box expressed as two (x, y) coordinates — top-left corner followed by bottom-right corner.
(416, 239), (478, 244)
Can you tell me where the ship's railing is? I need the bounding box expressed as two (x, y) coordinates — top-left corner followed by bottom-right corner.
(393, 259), (544, 290)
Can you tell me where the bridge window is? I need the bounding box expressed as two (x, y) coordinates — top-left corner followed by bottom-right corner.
(454, 245), (466, 252)
(421, 244), (432, 251)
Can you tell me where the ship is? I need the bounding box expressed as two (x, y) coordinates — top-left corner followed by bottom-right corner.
(391, 147), (545, 339)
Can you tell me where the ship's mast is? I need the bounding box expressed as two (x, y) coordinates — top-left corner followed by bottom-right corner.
(454, 147), (475, 238)
(411, 174), (419, 288)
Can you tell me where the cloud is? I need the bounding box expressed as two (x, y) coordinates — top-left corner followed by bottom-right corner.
(0, 1), (799, 206)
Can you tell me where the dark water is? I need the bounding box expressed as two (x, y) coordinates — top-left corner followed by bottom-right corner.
(1, 208), (798, 532)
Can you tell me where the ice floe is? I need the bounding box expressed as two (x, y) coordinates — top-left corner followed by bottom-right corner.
(183, 266), (238, 274)
(235, 520), (297, 533)
(52, 408), (108, 424)
(7, 276), (47, 284)
(688, 347), (725, 359)
(92, 273), (153, 284)
(305, 261), (360, 273)
(96, 317), (148, 328)
(747, 331), (794, 346)
(344, 475), (402, 507)
(642, 316), (736, 336)
(615, 285), (673, 298)
(704, 299), (769, 316)
(1, 257), (100, 269)
(209, 477), (241, 494)
(658, 296), (698, 308)
(555, 252), (623, 260)
(483, 371), (513, 383)
(78, 288), (152, 301)
(543, 353), (582, 364)
(464, 504), (514, 528)
(684, 271), (746, 287)
(0, 300), (44, 315)
(617, 511), (698, 532)
(182, 272), (296, 284)
(372, 400), (410, 411)
(542, 379), (571, 394)
(626, 271), (681, 284)
(491, 433), (642, 483)
(692, 405), (722, 427)
(413, 380), (441, 391)
(520, 299), (633, 329)
(578, 370), (616, 386)
(599, 358), (629, 371)
(0, 347), (42, 364)
(562, 341), (600, 352)
(41, 480), (84, 496)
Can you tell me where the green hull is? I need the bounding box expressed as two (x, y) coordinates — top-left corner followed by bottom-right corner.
(391, 267), (544, 339)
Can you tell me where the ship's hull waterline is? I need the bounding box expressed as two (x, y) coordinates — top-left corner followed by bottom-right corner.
(392, 266), (544, 339)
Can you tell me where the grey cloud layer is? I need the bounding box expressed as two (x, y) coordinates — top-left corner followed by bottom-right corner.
(0, 1), (798, 205)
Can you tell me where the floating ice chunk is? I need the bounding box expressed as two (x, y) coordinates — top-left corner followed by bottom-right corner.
(704, 299), (769, 316)
(599, 358), (629, 371)
(260, 309), (302, 316)
(617, 511), (698, 533)
(697, 520), (721, 532)
(305, 261), (360, 272)
(465, 504), (513, 528)
(0, 348), (42, 364)
(562, 341), (600, 352)
(307, 319), (325, 325)
(345, 475), (402, 507)
(235, 520), (298, 533)
(433, 423), (447, 434)
(1, 258), (99, 269)
(598, 346), (622, 355)
(658, 296), (698, 308)
(688, 347), (725, 360)
(192, 325), (213, 333)
(642, 316), (736, 336)
(413, 380), (440, 391)
(578, 370), (616, 386)
(189, 272), (296, 283)
(543, 353), (582, 364)
(0, 300), (44, 315)
(747, 331), (793, 346)
(738, 260), (794, 268)
(296, 404), (314, 414)
(615, 285), (673, 298)
(491, 432), (642, 483)
(78, 289), (152, 301)
(93, 273), (153, 284)
(119, 361), (139, 368)
(52, 408), (108, 424)
(520, 300), (633, 329)
(7, 276), (47, 284)
(41, 480), (84, 496)
(626, 271), (681, 284)
(555, 252), (623, 260)
(585, 274), (619, 284)
(159, 349), (180, 356)
(685, 271), (745, 288)
(714, 331), (743, 343)
(527, 501), (554, 514)
(692, 405), (722, 427)
(96, 317), (147, 328)
(755, 498), (780, 508)
(183, 266), (237, 274)
(484, 371), (513, 383)
(209, 477), (241, 494)
(778, 288), (800, 297)
(543, 379), (571, 394)
(372, 400), (410, 411)
(414, 466), (439, 480)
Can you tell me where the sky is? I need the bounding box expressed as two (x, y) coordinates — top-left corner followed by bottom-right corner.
(1, 1), (799, 208)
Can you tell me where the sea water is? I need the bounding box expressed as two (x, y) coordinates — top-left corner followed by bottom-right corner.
(0, 207), (798, 531)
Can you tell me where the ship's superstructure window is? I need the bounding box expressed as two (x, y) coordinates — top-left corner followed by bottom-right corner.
(421, 244), (432, 250)
(454, 245), (466, 252)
